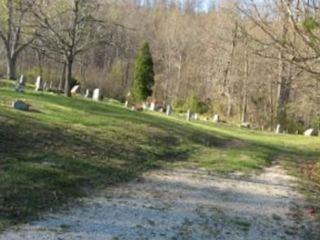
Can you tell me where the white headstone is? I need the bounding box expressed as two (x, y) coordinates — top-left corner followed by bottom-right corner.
(71, 85), (81, 95)
(15, 75), (26, 93)
(186, 110), (192, 121)
(241, 122), (251, 129)
(193, 113), (199, 120)
(150, 102), (156, 111)
(19, 75), (26, 85)
(166, 105), (172, 116)
(276, 124), (282, 134)
(213, 114), (220, 123)
(142, 103), (148, 110)
(35, 76), (43, 91)
(125, 100), (129, 108)
(84, 89), (91, 98)
(93, 88), (101, 101)
(304, 128), (318, 136)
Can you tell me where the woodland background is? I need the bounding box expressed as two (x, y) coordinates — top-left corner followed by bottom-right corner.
(1, 0), (319, 133)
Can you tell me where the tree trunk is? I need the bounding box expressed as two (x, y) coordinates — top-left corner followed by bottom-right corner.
(277, 51), (291, 131)
(276, 2), (291, 132)
(58, 63), (66, 91)
(269, 76), (275, 130)
(65, 61), (72, 97)
(6, 55), (17, 80)
(241, 49), (249, 123)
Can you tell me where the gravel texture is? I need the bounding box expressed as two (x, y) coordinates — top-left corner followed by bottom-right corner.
(0, 164), (316, 240)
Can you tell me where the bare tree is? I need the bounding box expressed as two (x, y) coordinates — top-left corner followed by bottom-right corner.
(33, 0), (106, 96)
(0, 0), (36, 79)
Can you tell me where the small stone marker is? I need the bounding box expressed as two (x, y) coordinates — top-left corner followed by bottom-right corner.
(166, 105), (172, 116)
(12, 100), (29, 111)
(71, 85), (81, 95)
(193, 113), (199, 120)
(304, 128), (318, 136)
(125, 100), (129, 108)
(35, 76), (43, 91)
(92, 88), (102, 101)
(15, 75), (26, 93)
(186, 110), (192, 121)
(84, 89), (91, 98)
(142, 102), (149, 110)
(241, 122), (251, 129)
(213, 114), (220, 123)
(276, 124), (282, 134)
(150, 102), (156, 111)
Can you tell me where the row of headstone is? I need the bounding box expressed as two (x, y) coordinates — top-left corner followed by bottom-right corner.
(70, 87), (101, 101)
(186, 111), (221, 123)
(276, 124), (319, 136)
(81, 88), (102, 101)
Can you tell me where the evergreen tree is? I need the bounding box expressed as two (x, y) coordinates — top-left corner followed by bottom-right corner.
(132, 42), (155, 101)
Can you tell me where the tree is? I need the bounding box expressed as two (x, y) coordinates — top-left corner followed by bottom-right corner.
(32, 0), (105, 97)
(132, 42), (155, 101)
(0, 0), (36, 80)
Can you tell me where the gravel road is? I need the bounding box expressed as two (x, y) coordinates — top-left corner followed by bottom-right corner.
(0, 164), (316, 240)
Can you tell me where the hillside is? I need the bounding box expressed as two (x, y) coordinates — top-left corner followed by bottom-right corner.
(0, 80), (319, 235)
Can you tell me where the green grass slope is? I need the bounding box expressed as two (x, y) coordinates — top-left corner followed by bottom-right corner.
(0, 79), (319, 230)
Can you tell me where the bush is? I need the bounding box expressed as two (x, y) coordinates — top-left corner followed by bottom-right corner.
(183, 93), (209, 114)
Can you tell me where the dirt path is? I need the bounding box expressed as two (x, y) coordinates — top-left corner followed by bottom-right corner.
(0, 164), (316, 240)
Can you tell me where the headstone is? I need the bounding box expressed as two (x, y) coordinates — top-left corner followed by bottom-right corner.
(71, 85), (81, 95)
(241, 122), (251, 129)
(150, 102), (156, 111)
(35, 76), (43, 91)
(213, 114), (220, 123)
(125, 100), (129, 108)
(193, 113), (199, 120)
(19, 75), (26, 85)
(166, 105), (172, 116)
(15, 75), (26, 93)
(142, 102), (149, 110)
(12, 100), (29, 111)
(304, 128), (318, 137)
(84, 89), (91, 98)
(276, 124), (282, 134)
(92, 88), (102, 101)
(43, 82), (48, 90)
(186, 110), (192, 121)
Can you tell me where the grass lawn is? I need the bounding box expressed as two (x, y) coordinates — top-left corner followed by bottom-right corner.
(0, 79), (319, 230)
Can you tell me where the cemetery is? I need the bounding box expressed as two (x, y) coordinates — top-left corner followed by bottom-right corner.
(0, 0), (320, 239)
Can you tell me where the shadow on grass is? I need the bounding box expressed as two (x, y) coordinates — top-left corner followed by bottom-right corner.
(0, 96), (230, 229)
(0, 90), (319, 231)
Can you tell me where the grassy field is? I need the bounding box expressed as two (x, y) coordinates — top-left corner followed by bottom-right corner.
(0, 79), (319, 230)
